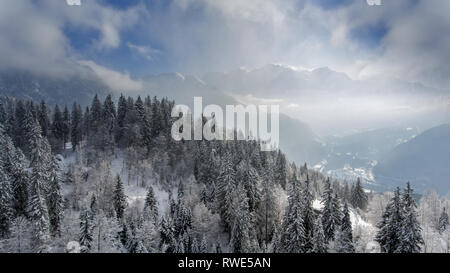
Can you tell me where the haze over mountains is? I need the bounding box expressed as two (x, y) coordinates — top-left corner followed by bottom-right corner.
(374, 124), (450, 195)
(1, 64), (449, 195)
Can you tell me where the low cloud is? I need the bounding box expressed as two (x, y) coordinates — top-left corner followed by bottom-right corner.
(127, 42), (161, 61)
(78, 60), (143, 91)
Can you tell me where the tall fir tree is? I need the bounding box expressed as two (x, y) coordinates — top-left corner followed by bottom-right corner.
(79, 208), (93, 253)
(51, 104), (65, 151)
(351, 178), (368, 210)
(71, 103), (83, 151)
(230, 183), (252, 253)
(335, 203), (355, 253)
(37, 100), (50, 138)
(396, 182), (423, 253)
(113, 175), (127, 221)
(438, 207), (449, 234)
(0, 165), (13, 238)
(375, 187), (403, 253)
(62, 105), (71, 149)
(0, 127), (29, 217)
(144, 187), (158, 222)
(321, 178), (341, 242)
(300, 175), (315, 252)
(274, 151), (288, 189)
(47, 156), (63, 237)
(281, 173), (307, 253)
(216, 152), (236, 232)
(312, 217), (327, 253)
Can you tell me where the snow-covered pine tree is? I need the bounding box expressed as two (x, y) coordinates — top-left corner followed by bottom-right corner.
(281, 173), (307, 253)
(37, 100), (50, 139)
(300, 175), (315, 252)
(71, 103), (83, 151)
(62, 105), (71, 149)
(27, 120), (52, 252)
(274, 151), (288, 189)
(144, 187), (158, 223)
(135, 96), (152, 154)
(230, 183), (252, 253)
(199, 235), (208, 253)
(0, 125), (28, 218)
(375, 187), (403, 253)
(438, 207), (449, 234)
(159, 216), (175, 253)
(216, 152), (236, 232)
(47, 156), (63, 237)
(335, 203), (355, 253)
(351, 178), (368, 210)
(79, 208), (93, 253)
(396, 182), (423, 253)
(236, 160), (261, 213)
(113, 174), (127, 221)
(258, 167), (277, 251)
(89, 94), (103, 134)
(321, 178), (341, 242)
(115, 94), (128, 146)
(312, 217), (327, 253)
(0, 165), (13, 238)
(51, 104), (65, 152)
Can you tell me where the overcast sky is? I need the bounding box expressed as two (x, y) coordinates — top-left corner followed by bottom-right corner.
(0, 0), (449, 91)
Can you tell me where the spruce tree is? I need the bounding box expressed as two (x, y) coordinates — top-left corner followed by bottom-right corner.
(27, 121), (51, 252)
(375, 187), (403, 253)
(258, 168), (277, 250)
(47, 156), (63, 237)
(335, 203), (355, 253)
(113, 175), (127, 221)
(0, 166), (13, 238)
(312, 218), (327, 253)
(200, 235), (208, 253)
(71, 103), (83, 150)
(79, 208), (93, 253)
(351, 178), (368, 210)
(300, 175), (315, 252)
(396, 182), (423, 253)
(0, 127), (29, 217)
(230, 184), (251, 253)
(160, 216), (175, 253)
(274, 151), (288, 189)
(281, 173), (307, 253)
(62, 105), (71, 149)
(38, 100), (50, 138)
(216, 152), (236, 232)
(115, 94), (128, 146)
(51, 104), (65, 151)
(321, 179), (341, 242)
(144, 187), (158, 222)
(438, 207), (449, 234)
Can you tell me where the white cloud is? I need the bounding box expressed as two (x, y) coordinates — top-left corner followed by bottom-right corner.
(126, 42), (161, 61)
(0, 0), (143, 76)
(78, 60), (143, 91)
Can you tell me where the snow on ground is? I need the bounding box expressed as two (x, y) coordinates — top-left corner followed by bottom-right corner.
(349, 208), (372, 230)
(60, 149), (172, 218)
(312, 199), (324, 210)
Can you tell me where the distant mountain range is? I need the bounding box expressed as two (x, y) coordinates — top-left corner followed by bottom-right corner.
(0, 70), (109, 106)
(373, 123), (450, 195)
(0, 68), (326, 166)
(1, 66), (449, 194)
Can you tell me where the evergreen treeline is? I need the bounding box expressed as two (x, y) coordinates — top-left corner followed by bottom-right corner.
(375, 182), (424, 253)
(0, 95), (423, 253)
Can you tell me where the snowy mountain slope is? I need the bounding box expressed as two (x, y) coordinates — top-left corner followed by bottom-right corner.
(374, 123), (450, 195)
